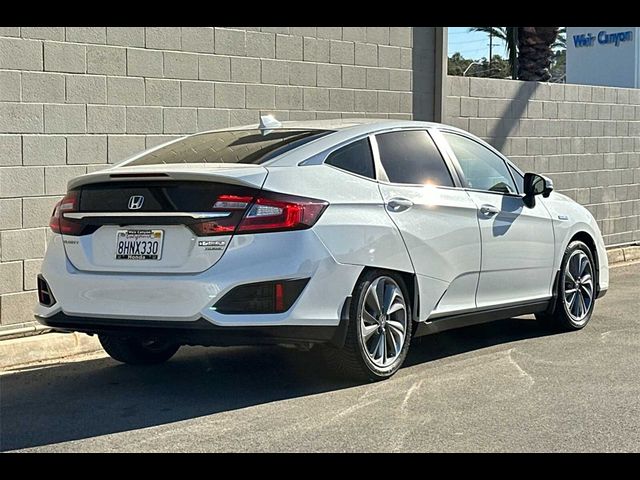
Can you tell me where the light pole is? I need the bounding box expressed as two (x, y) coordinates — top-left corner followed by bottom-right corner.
(463, 60), (483, 77)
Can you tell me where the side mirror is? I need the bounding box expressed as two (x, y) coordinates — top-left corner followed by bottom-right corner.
(524, 173), (553, 198)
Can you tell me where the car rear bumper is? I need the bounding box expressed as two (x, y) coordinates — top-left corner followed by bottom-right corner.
(36, 311), (345, 346)
(36, 230), (363, 328)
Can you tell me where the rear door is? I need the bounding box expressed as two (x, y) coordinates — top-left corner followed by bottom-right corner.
(374, 129), (481, 319)
(440, 131), (555, 307)
(61, 167), (268, 274)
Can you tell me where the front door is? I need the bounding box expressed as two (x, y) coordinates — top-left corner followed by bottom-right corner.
(441, 131), (555, 308)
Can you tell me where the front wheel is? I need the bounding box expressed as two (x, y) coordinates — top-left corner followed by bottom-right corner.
(537, 240), (597, 331)
(99, 335), (180, 365)
(323, 270), (412, 382)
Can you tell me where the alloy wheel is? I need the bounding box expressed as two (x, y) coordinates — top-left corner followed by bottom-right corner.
(563, 250), (594, 324)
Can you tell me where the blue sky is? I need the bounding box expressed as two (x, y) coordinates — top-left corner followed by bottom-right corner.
(448, 27), (508, 59)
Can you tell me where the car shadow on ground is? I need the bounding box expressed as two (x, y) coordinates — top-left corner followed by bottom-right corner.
(0, 316), (554, 451)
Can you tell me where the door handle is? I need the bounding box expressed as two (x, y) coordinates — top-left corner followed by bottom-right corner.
(480, 204), (500, 216)
(387, 197), (414, 212)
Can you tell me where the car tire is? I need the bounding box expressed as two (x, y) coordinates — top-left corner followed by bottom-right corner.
(536, 240), (597, 331)
(99, 335), (180, 365)
(323, 270), (412, 382)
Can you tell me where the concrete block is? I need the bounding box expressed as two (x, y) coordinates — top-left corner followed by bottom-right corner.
(21, 72), (64, 103)
(22, 196), (59, 228)
(145, 78), (180, 106)
(0, 27), (19, 36)
(44, 165), (86, 195)
(261, 59), (289, 85)
(230, 57), (261, 83)
(329, 89), (354, 112)
(317, 27), (342, 40)
(145, 27), (181, 50)
(87, 45), (126, 75)
(107, 76), (144, 105)
(276, 34), (303, 61)
(617, 89), (630, 104)
(623, 246), (640, 262)
(0, 71), (20, 101)
(0, 37), (43, 70)
(447, 97), (460, 118)
(164, 51), (198, 80)
(0, 261), (23, 295)
(107, 135), (146, 163)
(44, 104), (85, 134)
(0, 102), (43, 133)
(389, 27), (412, 47)
(564, 85), (579, 102)
(378, 91), (400, 113)
(0, 228), (45, 261)
(303, 88), (329, 111)
(215, 83), (245, 109)
(399, 92), (412, 114)
(291, 27), (317, 38)
(400, 48), (412, 70)
(127, 48), (163, 78)
(163, 107), (197, 134)
(246, 31), (275, 58)
(366, 27), (389, 45)
(366, 68), (389, 90)
(0, 198), (21, 230)
(106, 27), (145, 47)
(290, 61), (316, 87)
(342, 27), (366, 42)
(214, 28), (246, 56)
(275, 86), (303, 110)
(0, 136), (21, 166)
(87, 105), (126, 133)
(289, 111), (316, 121)
(66, 74), (106, 104)
(181, 27), (214, 53)
(198, 55), (230, 81)
(145, 135), (180, 149)
(246, 84), (275, 109)
(607, 248), (625, 265)
(354, 90), (377, 113)
(44, 42), (87, 73)
(229, 108), (259, 127)
(126, 106), (162, 134)
(317, 64), (341, 87)
(591, 86), (605, 103)
(378, 45), (401, 68)
(197, 108), (229, 131)
(66, 27), (106, 44)
(330, 40), (355, 64)
(460, 97), (478, 117)
(303, 38), (330, 63)
(67, 135), (107, 165)
(260, 27), (289, 34)
(181, 81), (214, 107)
(527, 100), (543, 119)
(23, 258), (43, 290)
(0, 291), (38, 325)
(389, 69), (410, 91)
(342, 65), (366, 89)
(23, 136), (66, 166)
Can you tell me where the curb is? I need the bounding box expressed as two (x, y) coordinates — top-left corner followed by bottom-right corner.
(607, 245), (640, 265)
(0, 331), (101, 371)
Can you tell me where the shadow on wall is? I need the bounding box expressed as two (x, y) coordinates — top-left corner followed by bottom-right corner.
(412, 27), (436, 121)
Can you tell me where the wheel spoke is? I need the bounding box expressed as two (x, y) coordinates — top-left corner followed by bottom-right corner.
(387, 301), (405, 315)
(565, 287), (577, 297)
(362, 309), (379, 326)
(387, 328), (401, 357)
(579, 292), (587, 317)
(565, 270), (576, 284)
(387, 319), (405, 335)
(366, 282), (382, 316)
(578, 254), (588, 276)
(362, 323), (379, 342)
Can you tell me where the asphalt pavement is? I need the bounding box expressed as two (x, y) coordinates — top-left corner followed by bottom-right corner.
(2, 262), (639, 452)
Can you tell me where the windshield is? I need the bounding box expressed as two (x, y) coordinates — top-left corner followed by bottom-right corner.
(127, 129), (331, 166)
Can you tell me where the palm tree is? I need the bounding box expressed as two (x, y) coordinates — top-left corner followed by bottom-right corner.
(470, 27), (560, 82)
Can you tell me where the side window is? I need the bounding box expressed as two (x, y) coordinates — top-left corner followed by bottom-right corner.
(325, 138), (375, 179)
(443, 133), (517, 194)
(508, 164), (524, 193)
(376, 130), (454, 186)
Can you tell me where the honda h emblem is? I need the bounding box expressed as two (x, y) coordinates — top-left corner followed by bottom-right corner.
(128, 195), (145, 210)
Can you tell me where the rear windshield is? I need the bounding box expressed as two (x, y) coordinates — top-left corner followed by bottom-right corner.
(128, 129), (331, 166)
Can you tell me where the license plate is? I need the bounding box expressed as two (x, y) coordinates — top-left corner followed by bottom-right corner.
(115, 229), (164, 260)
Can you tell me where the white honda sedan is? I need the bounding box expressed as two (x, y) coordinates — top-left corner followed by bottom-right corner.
(35, 117), (609, 381)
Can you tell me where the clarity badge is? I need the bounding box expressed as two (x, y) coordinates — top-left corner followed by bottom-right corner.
(198, 240), (226, 250)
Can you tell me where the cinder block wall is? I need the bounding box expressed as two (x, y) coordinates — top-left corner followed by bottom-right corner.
(0, 27), (436, 327)
(446, 75), (640, 247)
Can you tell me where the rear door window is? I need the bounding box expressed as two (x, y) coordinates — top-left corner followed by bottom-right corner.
(325, 138), (375, 179)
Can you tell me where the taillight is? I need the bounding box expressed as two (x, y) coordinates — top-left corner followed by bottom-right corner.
(237, 194), (328, 234)
(49, 190), (83, 235)
(190, 193), (328, 236)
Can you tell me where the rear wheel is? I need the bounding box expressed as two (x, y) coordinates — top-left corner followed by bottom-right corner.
(537, 240), (596, 331)
(323, 270), (412, 381)
(99, 335), (179, 365)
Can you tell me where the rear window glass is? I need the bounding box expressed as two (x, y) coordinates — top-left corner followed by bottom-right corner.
(127, 129), (331, 166)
